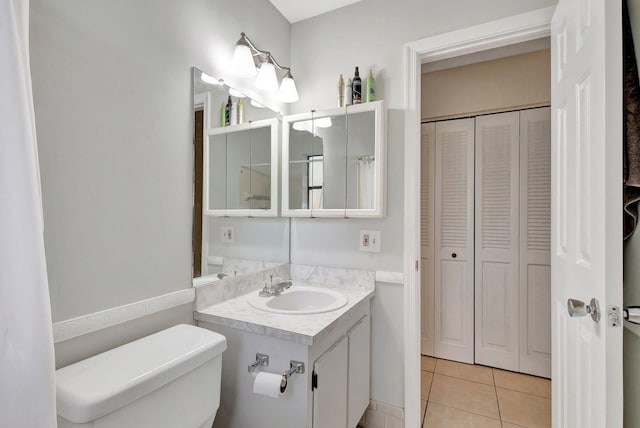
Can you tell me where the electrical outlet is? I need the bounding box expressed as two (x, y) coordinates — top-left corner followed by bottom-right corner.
(359, 230), (381, 252)
(221, 226), (234, 243)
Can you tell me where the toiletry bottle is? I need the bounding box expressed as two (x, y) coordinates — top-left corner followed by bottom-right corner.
(220, 101), (226, 127)
(352, 66), (362, 104)
(345, 78), (353, 106)
(338, 74), (345, 107)
(230, 98), (238, 125)
(237, 99), (245, 124)
(366, 68), (376, 102)
(225, 96), (231, 126)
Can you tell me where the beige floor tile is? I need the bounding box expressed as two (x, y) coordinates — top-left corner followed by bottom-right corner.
(421, 400), (428, 425)
(428, 374), (499, 419)
(421, 355), (436, 372)
(434, 359), (494, 385)
(423, 402), (501, 428)
(502, 423), (526, 428)
(493, 369), (551, 398)
(421, 370), (434, 400)
(497, 387), (551, 428)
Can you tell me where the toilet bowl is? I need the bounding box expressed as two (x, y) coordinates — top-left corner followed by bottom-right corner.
(56, 324), (227, 428)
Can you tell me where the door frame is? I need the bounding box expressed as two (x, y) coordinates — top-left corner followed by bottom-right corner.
(402, 7), (555, 428)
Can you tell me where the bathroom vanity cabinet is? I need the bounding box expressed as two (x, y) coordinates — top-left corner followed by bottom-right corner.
(313, 314), (370, 428)
(196, 284), (373, 428)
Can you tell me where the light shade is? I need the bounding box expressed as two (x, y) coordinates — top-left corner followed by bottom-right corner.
(278, 71), (299, 103)
(255, 57), (279, 92)
(230, 42), (256, 78)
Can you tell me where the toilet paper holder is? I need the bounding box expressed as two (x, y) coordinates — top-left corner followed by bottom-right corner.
(247, 353), (305, 379)
(248, 353), (269, 372)
(283, 361), (305, 379)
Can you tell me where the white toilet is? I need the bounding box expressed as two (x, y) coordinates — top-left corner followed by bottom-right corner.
(56, 324), (227, 428)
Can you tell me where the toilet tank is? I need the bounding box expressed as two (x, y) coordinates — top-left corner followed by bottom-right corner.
(56, 324), (227, 428)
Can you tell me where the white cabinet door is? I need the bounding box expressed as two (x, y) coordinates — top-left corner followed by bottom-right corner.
(474, 111), (520, 371)
(519, 107), (551, 378)
(347, 316), (370, 428)
(313, 336), (348, 428)
(421, 122), (436, 356)
(551, 0), (623, 426)
(434, 118), (475, 363)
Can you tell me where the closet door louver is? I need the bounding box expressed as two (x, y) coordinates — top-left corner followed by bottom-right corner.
(519, 107), (551, 378)
(434, 118), (475, 364)
(421, 123), (436, 356)
(474, 112), (520, 371)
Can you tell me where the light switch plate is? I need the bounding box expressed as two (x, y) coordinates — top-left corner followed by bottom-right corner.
(359, 230), (381, 252)
(221, 226), (234, 243)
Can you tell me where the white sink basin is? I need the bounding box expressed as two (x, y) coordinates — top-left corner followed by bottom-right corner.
(248, 286), (349, 315)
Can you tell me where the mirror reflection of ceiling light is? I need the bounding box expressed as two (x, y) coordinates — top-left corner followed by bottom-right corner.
(292, 117), (332, 133)
(228, 87), (246, 98)
(230, 32), (299, 103)
(200, 71), (221, 85)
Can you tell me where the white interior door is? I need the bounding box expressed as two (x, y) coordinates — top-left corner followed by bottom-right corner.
(434, 118), (475, 364)
(474, 111), (520, 372)
(551, 0), (623, 426)
(520, 107), (552, 378)
(421, 122), (436, 356)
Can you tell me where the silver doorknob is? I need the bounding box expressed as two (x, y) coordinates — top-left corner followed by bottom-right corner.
(567, 298), (601, 322)
(624, 307), (640, 325)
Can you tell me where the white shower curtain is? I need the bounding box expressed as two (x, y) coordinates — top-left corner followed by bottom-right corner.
(0, 0), (57, 426)
(357, 157), (375, 209)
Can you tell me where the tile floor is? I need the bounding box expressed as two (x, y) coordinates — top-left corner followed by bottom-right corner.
(420, 356), (551, 428)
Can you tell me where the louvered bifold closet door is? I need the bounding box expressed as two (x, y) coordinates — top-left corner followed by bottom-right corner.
(434, 118), (475, 364)
(519, 107), (551, 378)
(421, 123), (436, 356)
(474, 111), (520, 371)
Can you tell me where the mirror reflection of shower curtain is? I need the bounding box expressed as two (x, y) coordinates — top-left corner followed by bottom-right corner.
(358, 156), (375, 209)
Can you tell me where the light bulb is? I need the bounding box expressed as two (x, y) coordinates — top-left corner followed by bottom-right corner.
(278, 71), (299, 103)
(256, 58), (279, 92)
(230, 40), (256, 78)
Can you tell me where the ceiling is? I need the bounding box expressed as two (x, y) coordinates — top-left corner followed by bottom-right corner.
(268, 0), (362, 23)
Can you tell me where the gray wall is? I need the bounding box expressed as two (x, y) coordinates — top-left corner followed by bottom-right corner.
(625, 1), (640, 427)
(30, 0), (291, 322)
(289, 0), (557, 406)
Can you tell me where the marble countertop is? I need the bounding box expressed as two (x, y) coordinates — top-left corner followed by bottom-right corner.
(195, 281), (374, 346)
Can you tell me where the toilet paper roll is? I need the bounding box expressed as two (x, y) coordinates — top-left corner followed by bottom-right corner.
(253, 372), (287, 398)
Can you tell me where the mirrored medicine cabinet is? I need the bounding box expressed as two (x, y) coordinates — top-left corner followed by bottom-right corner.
(282, 101), (385, 218)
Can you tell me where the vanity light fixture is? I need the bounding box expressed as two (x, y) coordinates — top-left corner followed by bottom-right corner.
(230, 32), (299, 103)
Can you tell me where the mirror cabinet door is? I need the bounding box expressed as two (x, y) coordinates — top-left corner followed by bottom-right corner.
(225, 128), (252, 210)
(207, 133), (227, 211)
(312, 113), (347, 213)
(346, 110), (376, 210)
(249, 124), (272, 211)
(287, 118), (316, 211)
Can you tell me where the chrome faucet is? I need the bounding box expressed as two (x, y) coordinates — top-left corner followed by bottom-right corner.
(259, 275), (293, 297)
